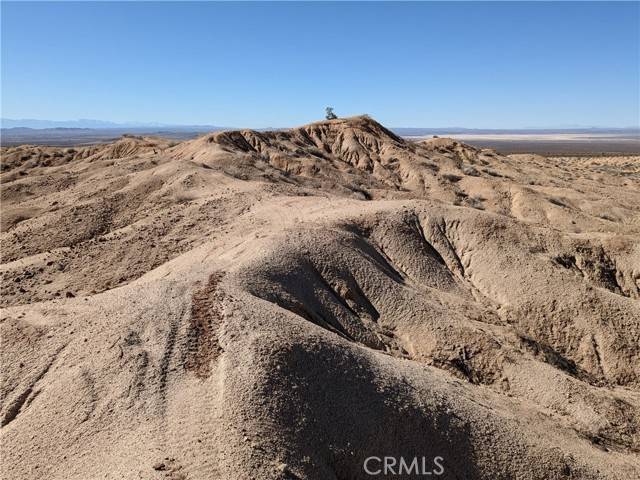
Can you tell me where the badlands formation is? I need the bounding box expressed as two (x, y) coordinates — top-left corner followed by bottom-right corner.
(1, 116), (639, 479)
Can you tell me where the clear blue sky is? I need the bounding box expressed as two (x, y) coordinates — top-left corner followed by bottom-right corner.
(1, 1), (638, 128)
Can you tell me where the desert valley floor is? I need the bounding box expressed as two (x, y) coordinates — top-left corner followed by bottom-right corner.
(1, 116), (639, 479)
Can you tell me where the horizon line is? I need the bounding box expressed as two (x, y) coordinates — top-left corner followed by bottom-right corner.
(2, 117), (639, 131)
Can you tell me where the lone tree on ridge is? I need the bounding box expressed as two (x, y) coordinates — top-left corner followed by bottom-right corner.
(325, 107), (338, 120)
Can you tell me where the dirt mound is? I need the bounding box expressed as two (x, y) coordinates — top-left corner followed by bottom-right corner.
(1, 117), (639, 479)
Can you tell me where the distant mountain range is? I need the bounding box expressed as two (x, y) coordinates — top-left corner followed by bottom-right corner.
(2, 118), (638, 134)
(0, 118), (222, 130)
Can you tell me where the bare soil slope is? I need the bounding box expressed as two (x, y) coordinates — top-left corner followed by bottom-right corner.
(1, 116), (639, 479)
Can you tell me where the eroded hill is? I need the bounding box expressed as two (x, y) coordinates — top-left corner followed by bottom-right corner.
(1, 116), (639, 479)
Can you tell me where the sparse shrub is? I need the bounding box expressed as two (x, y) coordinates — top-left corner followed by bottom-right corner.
(351, 188), (371, 200)
(442, 173), (463, 183)
(482, 167), (501, 177)
(422, 161), (439, 172)
(468, 196), (485, 210)
(462, 165), (480, 176)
